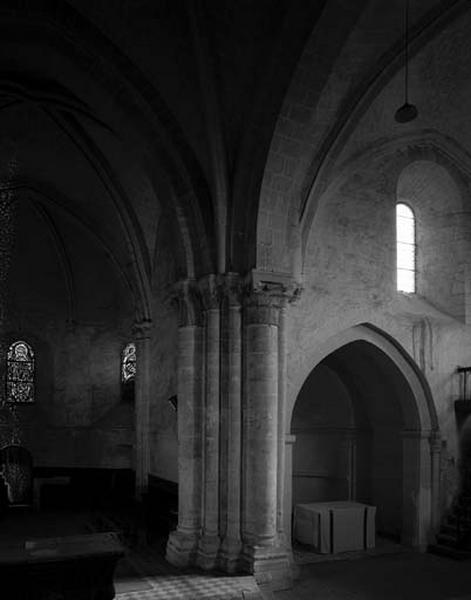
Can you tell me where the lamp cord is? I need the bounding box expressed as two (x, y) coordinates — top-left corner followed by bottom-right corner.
(404, 0), (410, 104)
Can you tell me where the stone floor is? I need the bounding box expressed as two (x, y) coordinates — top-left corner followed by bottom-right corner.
(0, 509), (263, 599)
(115, 545), (262, 600)
(5, 511), (471, 599)
(119, 537), (471, 600)
(274, 551), (471, 600)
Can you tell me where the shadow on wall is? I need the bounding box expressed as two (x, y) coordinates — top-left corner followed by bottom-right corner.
(291, 340), (411, 540)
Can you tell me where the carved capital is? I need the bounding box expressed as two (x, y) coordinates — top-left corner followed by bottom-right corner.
(243, 288), (285, 326)
(429, 430), (442, 454)
(173, 279), (204, 327)
(250, 269), (302, 303)
(133, 318), (153, 340)
(243, 270), (302, 325)
(222, 272), (242, 308)
(198, 274), (223, 311)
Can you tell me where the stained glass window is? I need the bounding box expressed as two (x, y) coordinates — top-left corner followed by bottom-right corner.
(396, 203), (416, 293)
(121, 342), (136, 383)
(7, 340), (35, 403)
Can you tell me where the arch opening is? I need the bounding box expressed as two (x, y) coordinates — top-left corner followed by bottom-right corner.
(288, 335), (437, 553)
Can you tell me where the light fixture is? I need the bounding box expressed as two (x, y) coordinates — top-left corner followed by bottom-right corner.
(395, 0), (418, 123)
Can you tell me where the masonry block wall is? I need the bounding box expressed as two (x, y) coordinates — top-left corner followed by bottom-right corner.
(285, 149), (471, 525)
(148, 212), (179, 484)
(7, 196), (135, 470)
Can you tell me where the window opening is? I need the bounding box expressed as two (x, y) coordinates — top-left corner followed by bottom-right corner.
(7, 340), (35, 403)
(121, 342), (136, 383)
(396, 203), (416, 293)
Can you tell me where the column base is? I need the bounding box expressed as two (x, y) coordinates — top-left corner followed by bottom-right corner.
(196, 533), (220, 570)
(166, 529), (200, 567)
(400, 534), (429, 553)
(218, 537), (242, 573)
(241, 543), (292, 593)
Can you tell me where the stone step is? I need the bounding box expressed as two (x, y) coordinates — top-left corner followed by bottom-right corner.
(441, 523), (458, 537)
(428, 543), (471, 561)
(446, 515), (471, 529)
(436, 532), (460, 547)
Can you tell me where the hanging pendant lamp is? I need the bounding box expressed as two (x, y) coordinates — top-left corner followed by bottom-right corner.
(395, 0), (418, 123)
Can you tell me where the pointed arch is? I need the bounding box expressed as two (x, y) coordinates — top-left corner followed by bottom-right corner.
(396, 202), (416, 293)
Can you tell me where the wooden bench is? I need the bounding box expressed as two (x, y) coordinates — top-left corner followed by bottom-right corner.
(0, 531), (124, 599)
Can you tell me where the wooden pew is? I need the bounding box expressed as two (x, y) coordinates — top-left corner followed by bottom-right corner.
(0, 531), (124, 599)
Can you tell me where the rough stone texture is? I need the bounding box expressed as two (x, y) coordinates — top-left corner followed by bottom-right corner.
(282, 154), (471, 542)
(3, 1), (471, 593)
(8, 196), (135, 469)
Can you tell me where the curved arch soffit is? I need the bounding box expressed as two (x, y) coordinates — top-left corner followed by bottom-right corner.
(301, 130), (471, 266)
(256, 0), (468, 274)
(0, 9), (215, 278)
(297, 0), (469, 226)
(0, 95), (153, 320)
(31, 201), (77, 325)
(4, 182), (141, 321)
(288, 323), (439, 435)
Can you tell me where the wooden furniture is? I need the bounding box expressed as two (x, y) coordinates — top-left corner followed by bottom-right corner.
(144, 474), (178, 541)
(0, 531), (124, 599)
(33, 476), (71, 511)
(294, 501), (376, 554)
(0, 444), (33, 507)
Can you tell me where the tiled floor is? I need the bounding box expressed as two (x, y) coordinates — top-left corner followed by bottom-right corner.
(115, 546), (262, 600)
(115, 536), (254, 599)
(116, 572), (261, 600)
(117, 543), (471, 600)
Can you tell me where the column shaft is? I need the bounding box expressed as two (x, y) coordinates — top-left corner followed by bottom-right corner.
(401, 430), (432, 549)
(430, 431), (442, 532)
(243, 322), (278, 546)
(134, 328), (151, 498)
(241, 291), (291, 592)
(277, 305), (287, 540)
(197, 307), (221, 567)
(220, 301), (242, 570)
(283, 435), (296, 549)
(166, 324), (204, 566)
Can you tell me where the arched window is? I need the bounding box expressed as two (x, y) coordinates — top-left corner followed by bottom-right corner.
(121, 342), (136, 402)
(7, 340), (35, 403)
(396, 203), (416, 293)
(121, 342), (136, 383)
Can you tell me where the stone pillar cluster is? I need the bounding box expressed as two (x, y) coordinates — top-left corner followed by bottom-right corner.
(166, 271), (299, 588)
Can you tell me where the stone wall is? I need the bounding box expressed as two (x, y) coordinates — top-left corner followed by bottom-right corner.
(149, 211), (179, 483)
(6, 197), (135, 469)
(285, 152), (471, 520)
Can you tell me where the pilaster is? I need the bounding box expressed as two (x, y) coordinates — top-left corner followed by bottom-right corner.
(401, 429), (433, 549)
(197, 274), (223, 569)
(240, 271), (300, 592)
(429, 430), (442, 533)
(166, 279), (204, 567)
(133, 318), (152, 499)
(219, 273), (243, 572)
